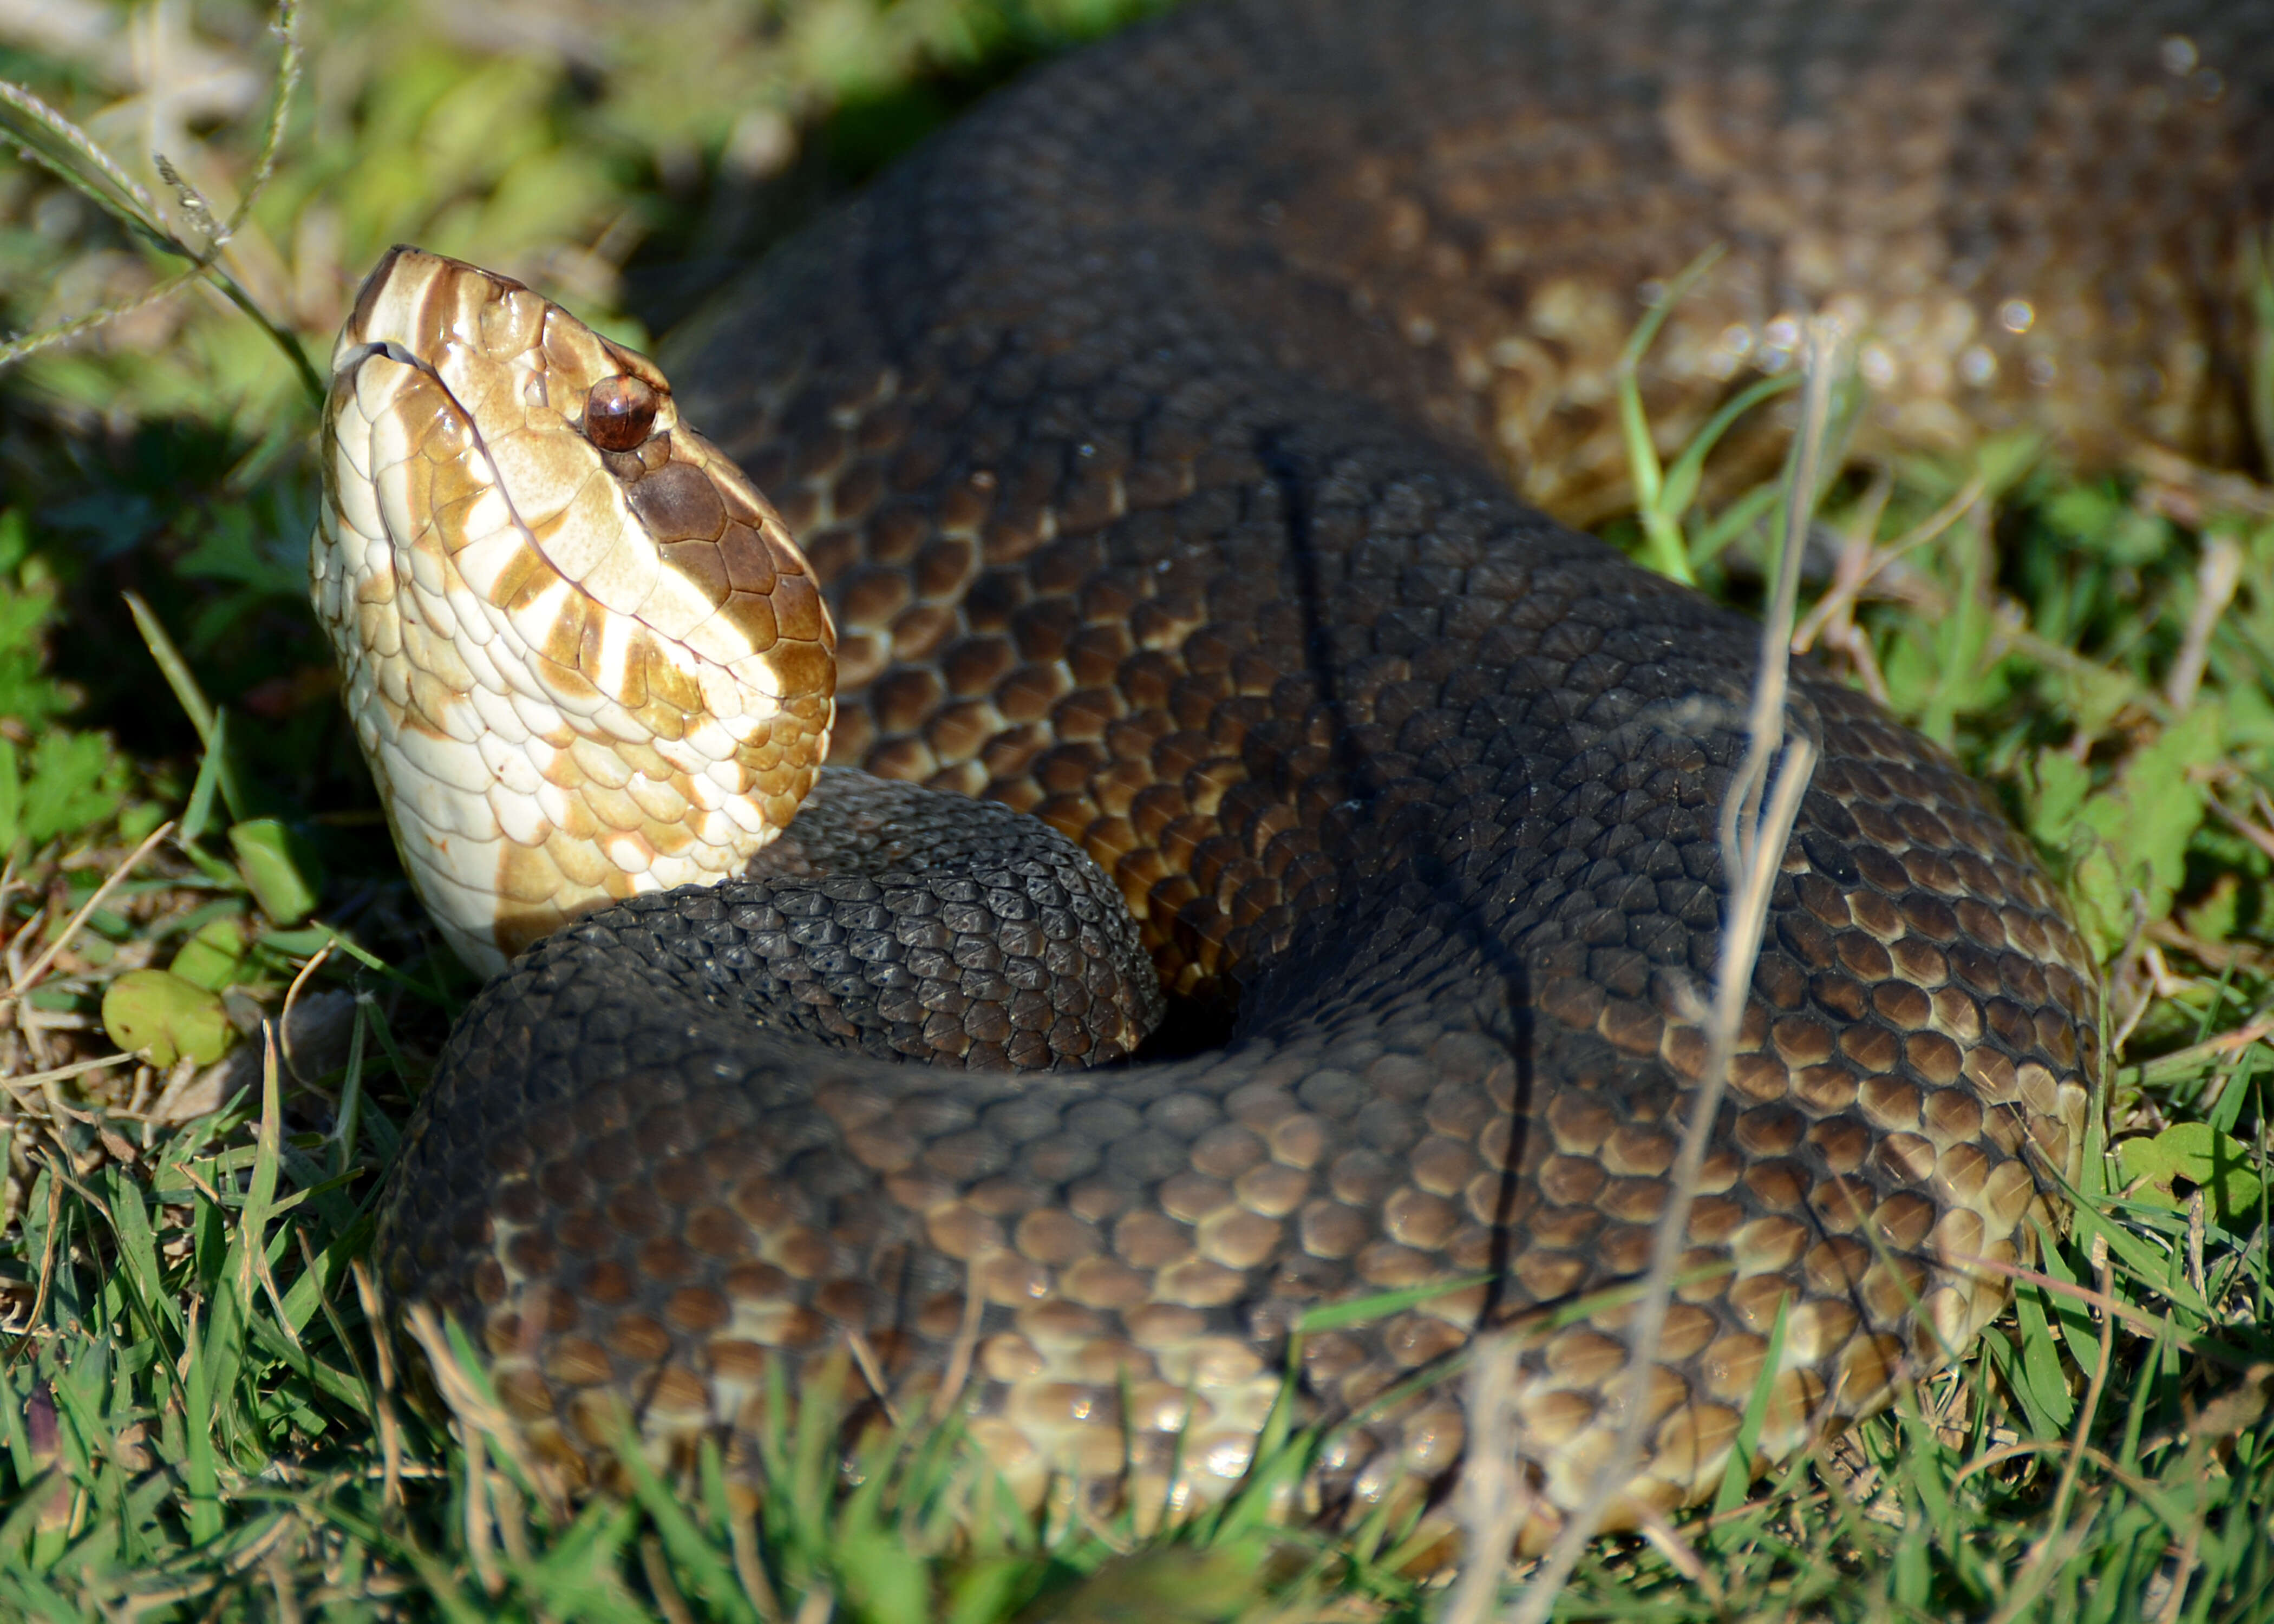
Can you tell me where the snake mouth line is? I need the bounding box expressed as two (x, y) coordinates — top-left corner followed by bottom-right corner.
(330, 336), (540, 588)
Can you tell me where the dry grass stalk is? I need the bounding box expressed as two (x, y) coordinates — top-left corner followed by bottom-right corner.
(349, 1259), (407, 1511)
(279, 941), (335, 1085)
(642, 1533), (702, 1624)
(1501, 317), (1843, 1623)
(0, 1), (315, 394)
(2, 1051), (135, 1098)
(2162, 530), (2244, 713)
(2129, 442), (2274, 523)
(731, 1508), (788, 1624)
(928, 1254), (986, 1424)
(403, 1300), (565, 1522)
(0, 818), (174, 1010)
(1439, 1331), (1534, 1624)
(842, 1327), (902, 1427)
(1790, 464), (1987, 699)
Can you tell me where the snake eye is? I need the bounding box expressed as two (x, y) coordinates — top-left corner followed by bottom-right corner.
(583, 374), (659, 451)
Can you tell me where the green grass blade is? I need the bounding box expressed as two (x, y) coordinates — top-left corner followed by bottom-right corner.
(609, 1416), (762, 1624)
(180, 1304), (225, 1547)
(1711, 1289), (1789, 1521)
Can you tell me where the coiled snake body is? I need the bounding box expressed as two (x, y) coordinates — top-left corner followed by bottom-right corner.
(315, 0), (2271, 1549)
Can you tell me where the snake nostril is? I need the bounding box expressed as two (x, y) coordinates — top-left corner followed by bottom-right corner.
(584, 374), (660, 451)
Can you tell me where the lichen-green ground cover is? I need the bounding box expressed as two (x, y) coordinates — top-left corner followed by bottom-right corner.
(2, 3), (2273, 1619)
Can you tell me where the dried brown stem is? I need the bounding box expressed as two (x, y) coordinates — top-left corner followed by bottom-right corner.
(1790, 470), (1984, 655)
(0, 820), (174, 1009)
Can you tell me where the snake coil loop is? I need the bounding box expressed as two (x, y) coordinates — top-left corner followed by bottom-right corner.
(317, 0), (2268, 1554)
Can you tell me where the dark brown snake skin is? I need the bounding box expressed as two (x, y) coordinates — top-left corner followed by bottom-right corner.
(376, 0), (2274, 1549)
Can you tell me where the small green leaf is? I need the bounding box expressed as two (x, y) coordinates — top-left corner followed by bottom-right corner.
(2180, 875), (2241, 946)
(169, 918), (247, 992)
(17, 729), (129, 846)
(2069, 706), (2222, 955)
(1972, 430), (2044, 498)
(2044, 483), (2175, 567)
(230, 819), (319, 925)
(2026, 750), (2092, 848)
(102, 969), (232, 1068)
(2117, 1122), (2266, 1222)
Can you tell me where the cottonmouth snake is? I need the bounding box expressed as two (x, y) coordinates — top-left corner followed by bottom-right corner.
(314, 0), (2272, 1551)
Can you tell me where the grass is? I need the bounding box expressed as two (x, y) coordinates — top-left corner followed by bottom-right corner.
(3, 2), (2274, 1619)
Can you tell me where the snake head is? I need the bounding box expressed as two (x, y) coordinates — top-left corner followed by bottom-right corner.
(311, 246), (837, 973)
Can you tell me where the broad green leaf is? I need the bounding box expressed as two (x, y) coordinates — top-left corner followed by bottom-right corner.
(2045, 484), (2177, 567)
(2071, 705), (2223, 954)
(101, 969), (232, 1069)
(230, 819), (320, 925)
(2225, 675), (2274, 750)
(2117, 1122), (2266, 1222)
(1974, 429), (2046, 497)
(169, 917), (247, 992)
(17, 729), (129, 846)
(2180, 875), (2242, 945)
(2027, 749), (2092, 848)
(0, 510), (80, 737)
